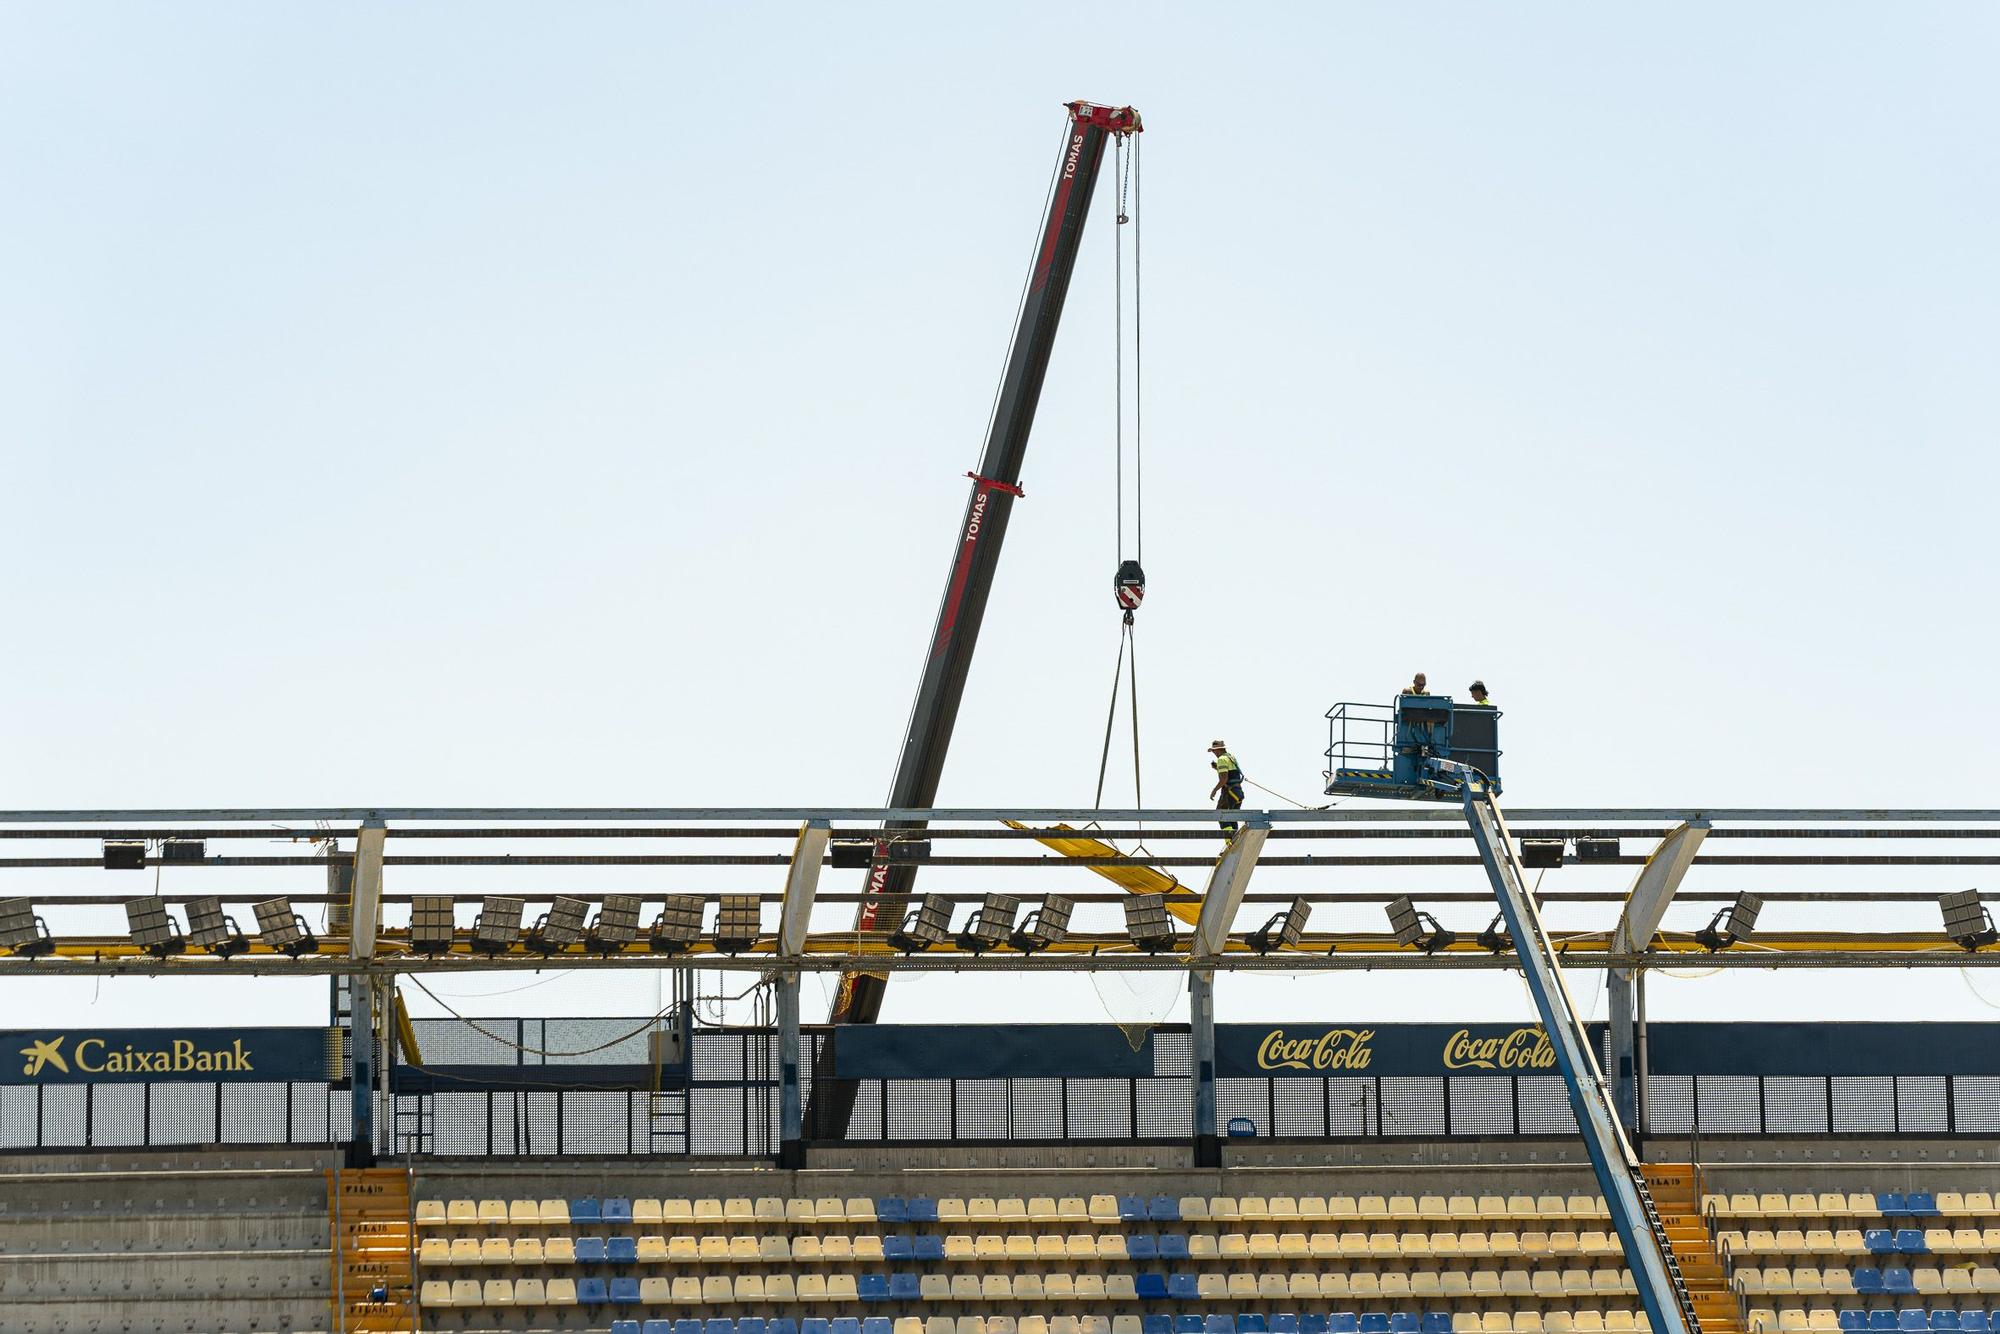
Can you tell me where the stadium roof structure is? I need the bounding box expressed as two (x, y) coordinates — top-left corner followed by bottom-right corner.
(0, 804), (1996, 975)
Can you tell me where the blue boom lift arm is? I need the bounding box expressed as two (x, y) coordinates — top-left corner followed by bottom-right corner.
(1328, 701), (1699, 1334)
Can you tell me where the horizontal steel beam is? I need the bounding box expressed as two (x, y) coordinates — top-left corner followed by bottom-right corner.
(1, 806), (1996, 824)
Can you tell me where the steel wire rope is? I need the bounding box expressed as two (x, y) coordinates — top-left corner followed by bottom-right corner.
(403, 974), (677, 1058)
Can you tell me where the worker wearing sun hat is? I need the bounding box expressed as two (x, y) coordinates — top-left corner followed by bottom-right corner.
(1207, 740), (1244, 834)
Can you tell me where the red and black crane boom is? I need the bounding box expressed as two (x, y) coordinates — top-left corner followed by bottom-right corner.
(811, 100), (1141, 1135)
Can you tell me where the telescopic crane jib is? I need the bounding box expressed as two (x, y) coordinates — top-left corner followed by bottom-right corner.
(810, 101), (1141, 1138)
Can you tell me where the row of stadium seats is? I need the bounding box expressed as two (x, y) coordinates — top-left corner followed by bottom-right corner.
(1734, 1268), (2000, 1295)
(418, 1269), (1647, 1305)
(415, 1229), (1648, 1263)
(1721, 1230), (2000, 1256)
(1709, 1196), (1968, 1221)
(1748, 1312), (2000, 1333)
(595, 1317), (1651, 1334)
(417, 1196), (1616, 1226)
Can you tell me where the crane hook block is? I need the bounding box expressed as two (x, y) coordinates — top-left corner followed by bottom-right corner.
(1114, 559), (1146, 612)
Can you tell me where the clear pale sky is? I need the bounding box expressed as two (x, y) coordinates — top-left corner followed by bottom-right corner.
(2, 4), (1995, 1031)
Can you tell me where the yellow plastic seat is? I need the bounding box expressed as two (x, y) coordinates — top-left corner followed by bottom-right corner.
(1359, 1195), (1389, 1220)
(1209, 1196), (1241, 1222)
(1349, 1271), (1381, 1299)
(1450, 1317), (1479, 1334)
(996, 1198), (1027, 1221)
(1004, 1233), (1034, 1260)
(1329, 1195), (1360, 1221)
(948, 1275), (981, 1301)
(1380, 1271), (1410, 1298)
(823, 1235), (853, 1262)
(1516, 1315), (1544, 1334)
(766, 1275), (797, 1303)
(1015, 1274), (1046, 1300)
(1045, 1272), (1076, 1300)
(815, 1196), (846, 1221)
(1432, 1232), (1461, 1258)
(698, 1235), (729, 1261)
(1238, 1195), (1271, 1221)
(1593, 1268), (1627, 1294)
(855, 1234), (886, 1262)
(445, 1199), (477, 1224)
(479, 1237), (510, 1263)
(1270, 1196), (1301, 1221)
(481, 1278), (513, 1305)
(415, 1199), (447, 1225)
(1491, 1231), (1522, 1256)
(1177, 1197), (1209, 1221)
(1035, 1233), (1065, 1259)
(1089, 1193), (1121, 1221)
(1189, 1234), (1219, 1259)
(1250, 1232), (1282, 1258)
(1075, 1274), (1107, 1299)
(735, 1276), (767, 1301)
(1448, 1195), (1478, 1220)
(447, 1238), (479, 1264)
(958, 1320), (989, 1334)
(1104, 1273), (1138, 1301)
(1028, 1196), (1059, 1221)
(417, 1237), (448, 1265)
(897, 1320), (927, 1334)
(754, 1196), (784, 1221)
(943, 1235), (973, 1260)
(1575, 1316), (1605, 1334)
(1532, 1269), (1563, 1297)
(694, 1198), (724, 1222)
(1058, 1196), (1089, 1220)
(1460, 1231), (1491, 1257)
(981, 1273), (1012, 1300)
(1966, 1191), (1996, 1214)
(1481, 1315), (1512, 1334)
(716, 1193), (755, 1221)
(1606, 1315), (1635, 1334)
(919, 1274), (950, 1301)
(826, 1273), (860, 1302)
(420, 1279), (453, 1307)
(967, 1196), (998, 1220)
(545, 1277), (578, 1306)
(657, 1198), (691, 1224)
(1810, 1312), (1842, 1332)
(1279, 1231), (1311, 1258)
(1502, 1269), (1534, 1297)
(698, 1275), (731, 1304)
(1289, 1272), (1321, 1298)
(477, 1199), (507, 1223)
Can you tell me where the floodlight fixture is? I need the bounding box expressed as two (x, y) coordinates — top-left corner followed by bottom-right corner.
(713, 896), (761, 953)
(1123, 893), (1179, 953)
(829, 841), (873, 869)
(1246, 897), (1312, 954)
(1694, 892), (1763, 951)
(1519, 840), (1566, 870)
(588, 895), (642, 954)
(126, 896), (186, 958)
(0, 899), (54, 959)
(527, 897), (589, 954)
(1477, 913), (1510, 953)
(956, 894), (1020, 953)
(1576, 837), (1621, 863)
(890, 894), (954, 952)
(1941, 890), (1997, 952)
(102, 840), (146, 871)
(1011, 895), (1075, 953)
(253, 898), (318, 958)
(469, 896), (524, 956)
(649, 895), (703, 954)
(186, 896), (250, 958)
(1385, 896), (1455, 953)
(408, 896), (458, 956)
(160, 838), (205, 864)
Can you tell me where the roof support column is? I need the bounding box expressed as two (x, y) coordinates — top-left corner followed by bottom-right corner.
(1190, 969), (1218, 1168)
(346, 816), (386, 1167)
(776, 821), (826, 1170)
(1608, 820), (1708, 1142)
(1189, 821), (1266, 1170)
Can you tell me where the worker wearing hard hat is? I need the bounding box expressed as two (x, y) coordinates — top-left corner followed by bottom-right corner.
(1207, 740), (1244, 834)
(1467, 680), (1494, 706)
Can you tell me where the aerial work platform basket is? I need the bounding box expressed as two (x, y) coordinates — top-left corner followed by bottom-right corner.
(1324, 694), (1502, 801)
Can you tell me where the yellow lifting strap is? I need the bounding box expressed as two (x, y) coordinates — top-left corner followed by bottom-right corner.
(1003, 820), (1202, 925)
(391, 985), (423, 1065)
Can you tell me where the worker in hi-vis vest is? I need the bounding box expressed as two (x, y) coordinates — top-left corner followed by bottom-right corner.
(1467, 680), (1493, 706)
(1208, 740), (1244, 834)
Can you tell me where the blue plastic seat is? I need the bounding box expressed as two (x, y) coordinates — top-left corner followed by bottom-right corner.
(1854, 1268), (1885, 1294)
(1909, 1193), (1940, 1216)
(607, 1236), (638, 1264)
(1880, 1193), (1909, 1215)
(1838, 1313), (1866, 1332)
(1867, 1314), (1897, 1332)
(1136, 1272), (1169, 1300)
(707, 1321), (734, 1334)
(673, 1322), (702, 1334)
(577, 1277), (609, 1304)
(570, 1197), (602, 1222)
(1896, 1229), (1928, 1253)
(1174, 1319), (1205, 1334)
(1391, 1316), (1420, 1334)
(1330, 1317), (1360, 1334)
(1899, 1313), (1928, 1333)
(1301, 1318), (1331, 1334)
(1206, 1318), (1235, 1334)
(1361, 1316), (1392, 1334)
(769, 1321), (799, 1334)
(603, 1197), (633, 1222)
(1149, 1194), (1180, 1221)
(1424, 1317), (1453, 1334)
(575, 1236), (607, 1264)
(1932, 1314), (1962, 1331)
(906, 1196), (938, 1223)
(1241, 1319), (1270, 1334)
(1272, 1319), (1302, 1334)
(1959, 1315), (1988, 1334)
(831, 1320), (861, 1334)
(1128, 1233), (1159, 1260)
(740, 1321), (767, 1334)
(610, 1277), (640, 1304)
(613, 1323), (641, 1334)
(857, 1274), (889, 1301)
(642, 1322), (672, 1334)
(888, 1273), (919, 1300)
(1886, 1267), (1917, 1294)
(1867, 1231), (1896, 1254)
(1159, 1232), (1190, 1260)
(1143, 1318), (1173, 1334)
(801, 1321), (830, 1334)
(876, 1197), (908, 1224)
(862, 1319), (893, 1334)
(1120, 1195), (1149, 1222)
(1167, 1273), (1199, 1300)
(912, 1234), (944, 1261)
(883, 1235), (913, 1261)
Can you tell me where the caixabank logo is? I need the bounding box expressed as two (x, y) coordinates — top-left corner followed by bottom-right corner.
(2, 1028), (340, 1085)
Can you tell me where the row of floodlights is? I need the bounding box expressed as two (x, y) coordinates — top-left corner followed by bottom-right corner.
(4, 889), (1994, 959)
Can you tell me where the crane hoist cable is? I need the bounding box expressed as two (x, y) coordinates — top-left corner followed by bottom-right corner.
(1095, 130), (1146, 815)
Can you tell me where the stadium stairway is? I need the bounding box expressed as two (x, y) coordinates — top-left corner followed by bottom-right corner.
(331, 1165), (416, 1332)
(1643, 1163), (1740, 1334)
